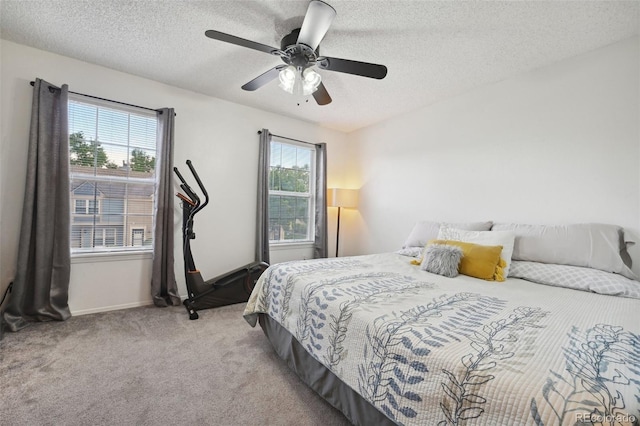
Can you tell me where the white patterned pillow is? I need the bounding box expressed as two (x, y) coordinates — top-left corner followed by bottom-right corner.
(509, 261), (640, 299)
(395, 247), (423, 258)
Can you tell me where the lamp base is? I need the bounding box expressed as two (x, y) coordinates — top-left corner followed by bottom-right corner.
(335, 206), (341, 258)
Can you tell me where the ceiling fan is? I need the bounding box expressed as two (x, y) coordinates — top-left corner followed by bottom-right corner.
(205, 0), (387, 106)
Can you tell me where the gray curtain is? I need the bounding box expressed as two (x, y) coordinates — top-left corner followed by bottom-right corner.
(151, 108), (180, 307)
(256, 129), (271, 264)
(1, 78), (71, 333)
(313, 143), (328, 258)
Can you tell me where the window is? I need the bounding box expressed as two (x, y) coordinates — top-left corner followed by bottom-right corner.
(94, 228), (117, 247)
(74, 199), (99, 214)
(68, 94), (157, 253)
(268, 139), (315, 243)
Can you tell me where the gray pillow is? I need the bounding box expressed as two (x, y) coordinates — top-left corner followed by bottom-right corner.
(491, 223), (637, 280)
(420, 244), (464, 278)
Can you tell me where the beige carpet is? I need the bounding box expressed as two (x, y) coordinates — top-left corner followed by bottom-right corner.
(0, 303), (351, 425)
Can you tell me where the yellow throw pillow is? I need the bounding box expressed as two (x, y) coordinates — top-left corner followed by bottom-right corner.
(426, 239), (506, 281)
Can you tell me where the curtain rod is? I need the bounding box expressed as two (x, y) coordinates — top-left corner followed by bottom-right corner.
(257, 130), (321, 147)
(29, 81), (175, 116)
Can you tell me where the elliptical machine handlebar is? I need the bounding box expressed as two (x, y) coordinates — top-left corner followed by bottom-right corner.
(173, 166), (200, 207)
(186, 160), (209, 215)
(174, 160), (210, 241)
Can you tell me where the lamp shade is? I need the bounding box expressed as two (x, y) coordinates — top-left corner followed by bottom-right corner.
(327, 188), (358, 208)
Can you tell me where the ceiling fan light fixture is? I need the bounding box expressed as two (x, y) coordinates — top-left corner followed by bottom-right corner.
(303, 68), (322, 89)
(278, 66), (322, 96)
(278, 65), (297, 93)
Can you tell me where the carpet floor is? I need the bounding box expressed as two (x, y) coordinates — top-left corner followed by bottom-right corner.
(0, 303), (351, 425)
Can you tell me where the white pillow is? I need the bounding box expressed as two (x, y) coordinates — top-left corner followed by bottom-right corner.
(403, 220), (493, 248)
(438, 226), (516, 277)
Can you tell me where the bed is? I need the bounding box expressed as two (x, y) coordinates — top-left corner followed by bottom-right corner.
(243, 222), (640, 426)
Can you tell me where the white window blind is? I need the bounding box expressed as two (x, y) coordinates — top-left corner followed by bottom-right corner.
(68, 94), (158, 254)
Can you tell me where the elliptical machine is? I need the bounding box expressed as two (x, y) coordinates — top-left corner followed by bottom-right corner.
(173, 160), (269, 320)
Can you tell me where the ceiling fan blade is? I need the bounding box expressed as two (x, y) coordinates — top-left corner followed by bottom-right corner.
(205, 30), (280, 55)
(297, 0), (336, 50)
(312, 82), (332, 105)
(241, 66), (285, 91)
(318, 57), (387, 79)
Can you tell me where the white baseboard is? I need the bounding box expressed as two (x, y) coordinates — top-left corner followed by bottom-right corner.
(70, 300), (154, 316)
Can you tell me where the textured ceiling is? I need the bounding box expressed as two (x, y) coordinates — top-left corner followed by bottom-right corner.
(1, 1), (638, 132)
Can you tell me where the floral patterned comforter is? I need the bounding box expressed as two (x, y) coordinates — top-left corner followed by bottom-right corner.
(243, 253), (640, 426)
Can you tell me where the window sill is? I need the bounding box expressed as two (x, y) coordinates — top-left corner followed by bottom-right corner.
(71, 250), (153, 264)
(269, 242), (315, 251)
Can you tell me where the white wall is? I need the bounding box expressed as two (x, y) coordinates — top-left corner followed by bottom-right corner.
(0, 40), (349, 315)
(344, 37), (640, 276)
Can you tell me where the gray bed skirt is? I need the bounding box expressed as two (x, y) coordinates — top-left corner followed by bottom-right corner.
(258, 313), (396, 426)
